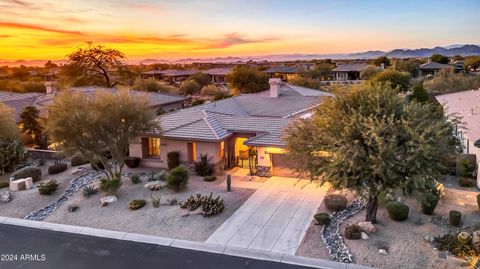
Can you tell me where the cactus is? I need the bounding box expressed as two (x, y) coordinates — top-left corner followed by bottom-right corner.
(227, 175), (231, 192)
(449, 210), (462, 226)
(179, 192), (224, 217)
(457, 232), (471, 245)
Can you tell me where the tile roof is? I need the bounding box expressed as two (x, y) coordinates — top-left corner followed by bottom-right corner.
(332, 63), (369, 72)
(0, 91), (42, 120)
(142, 69), (197, 77)
(263, 66), (303, 74)
(419, 62), (463, 70)
(155, 83), (332, 146)
(202, 68), (232, 76)
(436, 89), (480, 144)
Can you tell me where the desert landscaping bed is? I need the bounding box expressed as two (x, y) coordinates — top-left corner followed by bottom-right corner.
(297, 176), (480, 269)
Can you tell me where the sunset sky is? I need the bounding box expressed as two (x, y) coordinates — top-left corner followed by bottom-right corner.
(0, 0), (479, 61)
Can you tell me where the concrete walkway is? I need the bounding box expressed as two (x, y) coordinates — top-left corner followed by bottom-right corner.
(206, 176), (329, 255)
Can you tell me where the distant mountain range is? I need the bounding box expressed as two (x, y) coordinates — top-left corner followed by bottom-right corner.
(2, 44), (479, 67)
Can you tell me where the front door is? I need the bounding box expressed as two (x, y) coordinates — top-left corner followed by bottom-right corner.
(187, 142), (196, 163)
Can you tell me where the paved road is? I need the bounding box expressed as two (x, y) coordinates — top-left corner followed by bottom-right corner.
(0, 224), (316, 269)
(207, 177), (328, 254)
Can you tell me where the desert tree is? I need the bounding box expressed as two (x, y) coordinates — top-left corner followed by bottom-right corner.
(18, 106), (48, 149)
(0, 103), (17, 139)
(430, 54), (449, 64)
(226, 65), (269, 94)
(0, 103), (24, 174)
(370, 68), (411, 92)
(285, 84), (458, 223)
(373, 56), (391, 67)
(66, 42), (126, 87)
(45, 89), (158, 181)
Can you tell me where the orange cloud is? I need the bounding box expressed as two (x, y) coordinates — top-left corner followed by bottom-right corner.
(0, 21), (84, 36)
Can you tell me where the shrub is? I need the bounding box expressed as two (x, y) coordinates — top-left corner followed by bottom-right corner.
(459, 178), (475, 187)
(314, 213), (330, 225)
(151, 194), (161, 208)
(11, 166), (42, 182)
(419, 192), (439, 215)
(167, 151), (180, 170)
(344, 224), (362, 240)
(457, 232), (471, 245)
(90, 159), (105, 170)
(386, 202), (409, 221)
(130, 174), (141, 184)
(0, 182), (9, 189)
(82, 185), (98, 198)
(449, 210), (462, 226)
(124, 157), (140, 168)
(48, 163), (68, 175)
(71, 153), (89, 166)
(458, 158), (474, 177)
(99, 178), (122, 195)
(167, 166), (189, 191)
(179, 192), (224, 216)
(200, 84), (220, 95)
(194, 154), (215, 177)
(204, 176), (217, 182)
(436, 233), (476, 258)
(129, 199), (146, 210)
(38, 179), (59, 195)
(149, 170), (167, 181)
(324, 194), (348, 212)
(180, 80), (201, 95)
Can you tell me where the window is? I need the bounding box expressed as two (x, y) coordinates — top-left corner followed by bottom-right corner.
(147, 137), (161, 157)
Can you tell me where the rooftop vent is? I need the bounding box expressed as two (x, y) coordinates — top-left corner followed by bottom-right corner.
(269, 78), (282, 98)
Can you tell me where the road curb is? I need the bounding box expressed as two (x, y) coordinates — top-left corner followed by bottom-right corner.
(0, 217), (374, 269)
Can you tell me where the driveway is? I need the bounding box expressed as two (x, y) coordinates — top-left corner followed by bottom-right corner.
(206, 176), (329, 255)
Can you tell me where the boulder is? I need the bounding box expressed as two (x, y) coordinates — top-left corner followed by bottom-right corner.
(357, 221), (376, 234)
(68, 204), (79, 212)
(100, 196), (117, 207)
(472, 231), (480, 252)
(361, 232), (369, 240)
(144, 181), (166, 191)
(0, 191), (13, 203)
(378, 249), (388, 255)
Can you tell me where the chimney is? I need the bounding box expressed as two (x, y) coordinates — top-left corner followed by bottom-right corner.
(44, 81), (58, 94)
(269, 78), (281, 98)
(380, 63), (385, 70)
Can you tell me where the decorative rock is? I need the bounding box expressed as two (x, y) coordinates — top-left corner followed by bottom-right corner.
(100, 196), (117, 207)
(378, 249), (388, 255)
(361, 232), (369, 240)
(425, 234), (435, 243)
(68, 204), (79, 212)
(438, 252), (448, 259)
(0, 191), (13, 203)
(144, 181), (166, 191)
(71, 167), (85, 175)
(472, 231), (480, 252)
(357, 221), (376, 234)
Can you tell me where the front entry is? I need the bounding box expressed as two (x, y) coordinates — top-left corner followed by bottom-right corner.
(187, 142), (197, 162)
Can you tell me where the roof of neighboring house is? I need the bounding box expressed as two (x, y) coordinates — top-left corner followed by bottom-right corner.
(35, 86), (186, 111)
(154, 83), (333, 146)
(0, 91), (42, 120)
(202, 67), (232, 76)
(435, 89), (480, 145)
(419, 62), (463, 70)
(332, 63), (369, 72)
(263, 66), (304, 74)
(142, 69), (197, 77)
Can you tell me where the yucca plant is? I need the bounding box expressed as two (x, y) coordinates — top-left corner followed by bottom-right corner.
(194, 154), (215, 176)
(82, 184), (98, 198)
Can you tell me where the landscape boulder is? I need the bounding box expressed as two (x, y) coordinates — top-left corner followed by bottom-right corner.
(0, 191), (13, 203)
(472, 231), (480, 252)
(357, 221), (376, 234)
(68, 204), (79, 212)
(100, 196), (118, 207)
(144, 181), (166, 191)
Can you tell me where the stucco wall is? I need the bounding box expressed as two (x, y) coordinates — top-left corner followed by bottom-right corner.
(257, 146), (288, 167)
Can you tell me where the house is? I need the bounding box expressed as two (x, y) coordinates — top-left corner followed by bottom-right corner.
(141, 69), (197, 84)
(203, 68), (232, 84)
(129, 79), (334, 177)
(0, 91), (42, 120)
(436, 89), (480, 188)
(263, 66), (306, 81)
(34, 86), (186, 115)
(331, 62), (369, 81)
(419, 62), (463, 77)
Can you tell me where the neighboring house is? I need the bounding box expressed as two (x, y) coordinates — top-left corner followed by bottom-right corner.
(129, 79), (334, 177)
(419, 62), (463, 77)
(263, 66), (306, 81)
(35, 86), (186, 114)
(203, 68), (232, 84)
(436, 89), (480, 188)
(141, 69), (197, 84)
(331, 62), (369, 81)
(0, 91), (42, 120)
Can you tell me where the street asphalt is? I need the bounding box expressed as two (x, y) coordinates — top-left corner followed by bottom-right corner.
(0, 223), (318, 269)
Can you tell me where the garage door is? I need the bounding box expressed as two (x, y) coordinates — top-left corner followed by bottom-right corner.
(271, 154), (296, 177)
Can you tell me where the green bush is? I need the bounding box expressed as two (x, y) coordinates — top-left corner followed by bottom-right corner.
(344, 224), (362, 240)
(38, 179), (59, 195)
(124, 157), (140, 168)
(194, 154), (215, 176)
(180, 80), (201, 95)
(129, 199), (146, 210)
(82, 185), (98, 198)
(419, 192), (439, 215)
(204, 176), (217, 182)
(130, 174), (141, 184)
(48, 163), (68, 175)
(0, 182), (9, 188)
(167, 151), (180, 170)
(386, 201), (409, 221)
(71, 153), (89, 166)
(149, 170), (167, 181)
(167, 166), (189, 191)
(11, 166), (42, 182)
(458, 158), (474, 177)
(324, 194), (348, 212)
(314, 213), (331, 225)
(458, 178), (474, 187)
(99, 178), (122, 195)
(449, 210), (462, 226)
